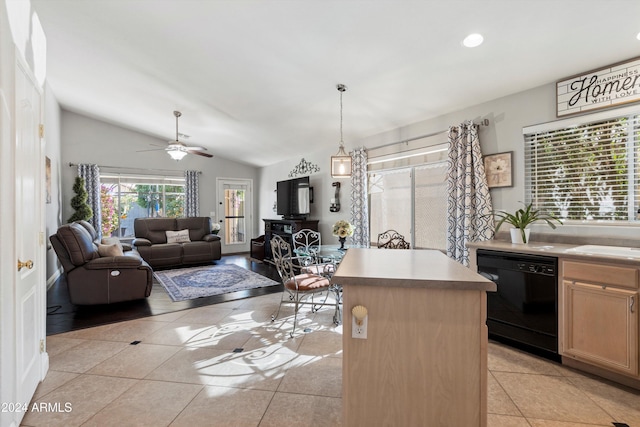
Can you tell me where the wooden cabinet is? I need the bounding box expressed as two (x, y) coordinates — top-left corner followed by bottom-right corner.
(263, 218), (319, 261)
(561, 260), (639, 377)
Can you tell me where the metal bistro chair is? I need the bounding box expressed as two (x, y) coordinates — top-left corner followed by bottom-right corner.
(270, 235), (335, 337)
(377, 229), (410, 249)
(292, 228), (335, 277)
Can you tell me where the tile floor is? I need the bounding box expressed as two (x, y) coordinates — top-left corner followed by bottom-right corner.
(24, 292), (640, 427)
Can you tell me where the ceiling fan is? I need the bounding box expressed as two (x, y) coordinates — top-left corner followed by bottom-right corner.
(140, 111), (213, 160)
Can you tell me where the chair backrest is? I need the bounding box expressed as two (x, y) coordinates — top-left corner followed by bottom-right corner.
(292, 229), (321, 256)
(377, 229), (410, 249)
(270, 235), (297, 282)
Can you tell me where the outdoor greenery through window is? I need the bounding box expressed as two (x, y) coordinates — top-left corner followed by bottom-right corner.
(100, 174), (186, 238)
(524, 112), (640, 223)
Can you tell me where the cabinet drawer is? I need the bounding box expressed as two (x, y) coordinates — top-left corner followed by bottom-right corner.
(562, 260), (638, 289)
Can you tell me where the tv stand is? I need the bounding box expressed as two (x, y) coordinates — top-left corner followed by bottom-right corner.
(263, 218), (319, 262)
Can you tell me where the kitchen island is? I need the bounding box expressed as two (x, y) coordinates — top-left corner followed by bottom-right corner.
(332, 248), (496, 427)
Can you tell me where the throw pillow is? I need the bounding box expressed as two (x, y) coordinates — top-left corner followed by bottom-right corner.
(101, 236), (124, 252)
(166, 229), (191, 244)
(98, 243), (124, 257)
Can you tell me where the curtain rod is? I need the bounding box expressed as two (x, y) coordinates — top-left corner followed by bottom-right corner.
(369, 118), (490, 151)
(68, 162), (201, 174)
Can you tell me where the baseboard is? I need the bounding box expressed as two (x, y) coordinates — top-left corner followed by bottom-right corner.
(46, 268), (62, 290)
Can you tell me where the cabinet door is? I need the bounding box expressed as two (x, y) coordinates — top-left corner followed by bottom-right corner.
(563, 280), (638, 376)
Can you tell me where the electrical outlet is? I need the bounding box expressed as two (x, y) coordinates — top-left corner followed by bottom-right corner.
(352, 315), (368, 339)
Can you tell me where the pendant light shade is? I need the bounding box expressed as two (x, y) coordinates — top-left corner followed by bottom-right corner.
(331, 84), (352, 178)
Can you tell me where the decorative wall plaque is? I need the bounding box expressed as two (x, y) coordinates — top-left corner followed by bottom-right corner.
(557, 56), (640, 117)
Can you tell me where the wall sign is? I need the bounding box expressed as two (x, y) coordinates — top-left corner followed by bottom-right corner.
(556, 56), (640, 117)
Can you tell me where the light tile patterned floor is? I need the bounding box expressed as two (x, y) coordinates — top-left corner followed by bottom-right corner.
(23, 293), (640, 427)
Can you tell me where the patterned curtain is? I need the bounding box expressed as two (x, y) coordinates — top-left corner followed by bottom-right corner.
(350, 147), (370, 247)
(446, 121), (494, 266)
(77, 163), (101, 235)
(184, 170), (200, 217)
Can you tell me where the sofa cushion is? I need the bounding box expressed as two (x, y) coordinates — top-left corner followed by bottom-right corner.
(56, 223), (99, 266)
(98, 243), (124, 257)
(101, 236), (124, 252)
(166, 229), (191, 244)
(134, 217), (178, 244)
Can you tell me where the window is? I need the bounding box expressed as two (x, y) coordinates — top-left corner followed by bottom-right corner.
(100, 173), (185, 238)
(524, 108), (640, 223)
(368, 135), (448, 249)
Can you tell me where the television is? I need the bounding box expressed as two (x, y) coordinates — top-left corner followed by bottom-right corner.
(277, 176), (311, 219)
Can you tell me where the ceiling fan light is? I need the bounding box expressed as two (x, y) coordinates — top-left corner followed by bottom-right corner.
(167, 148), (187, 161)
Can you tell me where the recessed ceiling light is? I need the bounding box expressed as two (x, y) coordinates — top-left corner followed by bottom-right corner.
(637, 31), (640, 41)
(463, 33), (484, 48)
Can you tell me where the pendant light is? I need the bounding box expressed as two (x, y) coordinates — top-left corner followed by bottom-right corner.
(331, 84), (352, 178)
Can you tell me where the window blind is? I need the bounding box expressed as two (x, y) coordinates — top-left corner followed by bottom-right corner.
(524, 113), (640, 222)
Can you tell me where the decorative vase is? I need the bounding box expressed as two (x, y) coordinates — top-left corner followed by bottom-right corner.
(338, 236), (346, 250)
(510, 228), (531, 244)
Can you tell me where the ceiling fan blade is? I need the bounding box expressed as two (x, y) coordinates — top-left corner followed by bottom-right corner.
(136, 148), (165, 153)
(189, 150), (213, 158)
(185, 146), (206, 151)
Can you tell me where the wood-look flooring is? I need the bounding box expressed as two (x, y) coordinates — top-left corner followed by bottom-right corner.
(46, 254), (282, 336)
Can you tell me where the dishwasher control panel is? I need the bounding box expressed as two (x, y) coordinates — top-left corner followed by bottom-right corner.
(516, 262), (555, 275)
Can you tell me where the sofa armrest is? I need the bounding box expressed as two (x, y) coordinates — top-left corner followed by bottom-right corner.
(132, 237), (152, 247)
(85, 256), (143, 269)
(121, 242), (133, 252)
(203, 234), (221, 242)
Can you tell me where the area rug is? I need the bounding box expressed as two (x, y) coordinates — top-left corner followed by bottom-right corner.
(154, 264), (279, 302)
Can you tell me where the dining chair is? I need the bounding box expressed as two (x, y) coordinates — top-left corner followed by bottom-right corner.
(291, 228), (335, 277)
(377, 229), (411, 249)
(270, 235), (335, 337)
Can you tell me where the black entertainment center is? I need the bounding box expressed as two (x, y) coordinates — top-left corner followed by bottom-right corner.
(263, 176), (317, 262)
(263, 218), (319, 262)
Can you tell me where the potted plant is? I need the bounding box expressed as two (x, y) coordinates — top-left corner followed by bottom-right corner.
(494, 202), (562, 244)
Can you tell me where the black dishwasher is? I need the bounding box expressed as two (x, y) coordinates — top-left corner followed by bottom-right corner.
(477, 249), (559, 361)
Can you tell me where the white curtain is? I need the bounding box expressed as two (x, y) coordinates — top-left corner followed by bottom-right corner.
(184, 170), (200, 217)
(446, 121), (494, 265)
(77, 163), (101, 235)
(350, 147), (370, 247)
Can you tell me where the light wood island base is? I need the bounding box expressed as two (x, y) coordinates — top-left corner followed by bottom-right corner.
(332, 249), (496, 427)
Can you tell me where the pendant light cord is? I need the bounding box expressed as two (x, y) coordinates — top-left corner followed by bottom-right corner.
(337, 84), (346, 147)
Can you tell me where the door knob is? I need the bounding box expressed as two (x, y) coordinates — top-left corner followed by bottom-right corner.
(17, 259), (34, 271)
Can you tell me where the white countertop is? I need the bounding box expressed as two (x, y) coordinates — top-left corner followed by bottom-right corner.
(331, 248), (496, 291)
(467, 240), (640, 265)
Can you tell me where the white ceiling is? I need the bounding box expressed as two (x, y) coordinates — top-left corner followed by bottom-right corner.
(31, 0), (640, 167)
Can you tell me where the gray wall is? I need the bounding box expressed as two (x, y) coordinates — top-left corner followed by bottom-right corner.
(44, 83), (63, 283)
(259, 81), (640, 242)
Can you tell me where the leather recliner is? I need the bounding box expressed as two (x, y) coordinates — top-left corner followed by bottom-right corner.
(50, 221), (153, 305)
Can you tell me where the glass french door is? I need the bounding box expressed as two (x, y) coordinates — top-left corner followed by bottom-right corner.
(217, 179), (252, 253)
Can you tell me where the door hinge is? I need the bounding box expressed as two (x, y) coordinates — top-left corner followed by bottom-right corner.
(40, 339), (45, 353)
(39, 124), (44, 139)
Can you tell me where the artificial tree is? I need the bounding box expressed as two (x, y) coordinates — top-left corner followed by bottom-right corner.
(68, 176), (93, 223)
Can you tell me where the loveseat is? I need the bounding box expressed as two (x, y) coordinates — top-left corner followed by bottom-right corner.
(50, 221), (153, 305)
(133, 217), (221, 268)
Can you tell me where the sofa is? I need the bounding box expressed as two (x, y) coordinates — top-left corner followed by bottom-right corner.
(133, 217), (222, 268)
(50, 221), (153, 305)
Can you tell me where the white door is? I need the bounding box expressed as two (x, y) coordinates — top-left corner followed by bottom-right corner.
(15, 58), (46, 407)
(217, 179), (252, 254)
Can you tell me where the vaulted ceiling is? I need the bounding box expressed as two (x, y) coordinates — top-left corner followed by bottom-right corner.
(32, 0), (640, 167)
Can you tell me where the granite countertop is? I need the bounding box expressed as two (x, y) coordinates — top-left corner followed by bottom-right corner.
(467, 239), (640, 266)
(332, 248), (496, 291)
